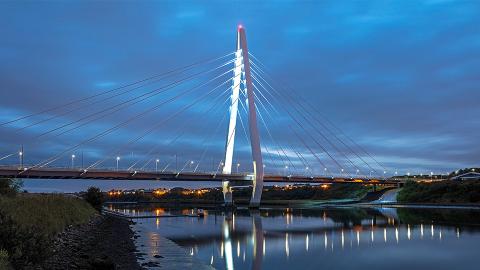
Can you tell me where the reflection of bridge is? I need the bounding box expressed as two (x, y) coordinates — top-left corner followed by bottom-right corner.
(1, 26), (407, 207)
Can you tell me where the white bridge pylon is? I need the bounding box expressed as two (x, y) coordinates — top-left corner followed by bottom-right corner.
(222, 25), (264, 208)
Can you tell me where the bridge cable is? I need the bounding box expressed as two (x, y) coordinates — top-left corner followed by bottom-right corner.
(251, 73), (363, 176)
(249, 72), (345, 175)
(0, 51), (235, 127)
(28, 65), (236, 170)
(253, 92), (313, 175)
(249, 63), (361, 177)
(237, 88), (286, 172)
(249, 53), (383, 175)
(14, 58), (233, 133)
(33, 59), (235, 140)
(130, 82), (232, 172)
(85, 71), (241, 170)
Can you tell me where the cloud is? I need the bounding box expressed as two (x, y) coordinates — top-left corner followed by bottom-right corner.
(0, 0), (479, 175)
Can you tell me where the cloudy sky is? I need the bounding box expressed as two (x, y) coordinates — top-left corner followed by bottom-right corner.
(0, 0), (479, 176)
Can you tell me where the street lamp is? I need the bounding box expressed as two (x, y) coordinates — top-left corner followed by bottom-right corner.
(155, 159), (160, 172)
(189, 160), (194, 171)
(341, 168), (344, 176)
(18, 150), (23, 168)
(71, 154), (76, 168)
(430, 171), (433, 180)
(236, 163), (240, 173)
(324, 167), (327, 176)
(356, 169), (359, 176)
(116, 156), (120, 171)
(305, 166), (309, 175)
(383, 170), (386, 180)
(284, 165), (288, 176)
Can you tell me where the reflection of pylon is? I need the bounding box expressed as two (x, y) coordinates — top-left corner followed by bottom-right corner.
(222, 25), (264, 208)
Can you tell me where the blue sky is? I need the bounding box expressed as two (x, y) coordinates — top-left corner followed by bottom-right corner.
(0, 0), (479, 176)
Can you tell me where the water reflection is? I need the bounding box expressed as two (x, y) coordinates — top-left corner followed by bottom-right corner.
(108, 204), (480, 270)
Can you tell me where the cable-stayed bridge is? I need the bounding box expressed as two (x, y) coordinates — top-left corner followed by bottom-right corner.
(0, 26), (397, 207)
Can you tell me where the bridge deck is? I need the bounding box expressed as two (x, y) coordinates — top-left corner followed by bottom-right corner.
(0, 166), (401, 184)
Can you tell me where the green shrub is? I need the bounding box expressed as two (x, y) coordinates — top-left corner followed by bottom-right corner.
(0, 194), (96, 268)
(0, 178), (23, 196)
(83, 186), (105, 210)
(0, 249), (11, 270)
(398, 180), (480, 203)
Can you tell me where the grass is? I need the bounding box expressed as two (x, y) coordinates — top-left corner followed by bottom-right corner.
(397, 180), (480, 204)
(0, 193), (96, 268)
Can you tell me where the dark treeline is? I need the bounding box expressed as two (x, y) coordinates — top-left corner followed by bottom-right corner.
(397, 180), (480, 204)
(105, 184), (370, 204)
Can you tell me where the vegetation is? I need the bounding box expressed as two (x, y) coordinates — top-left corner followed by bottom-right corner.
(0, 180), (96, 268)
(106, 184), (370, 204)
(0, 249), (11, 270)
(232, 184), (369, 202)
(83, 186), (105, 210)
(397, 180), (480, 204)
(0, 178), (23, 196)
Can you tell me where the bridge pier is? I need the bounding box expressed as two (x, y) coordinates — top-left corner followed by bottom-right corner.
(222, 180), (233, 207)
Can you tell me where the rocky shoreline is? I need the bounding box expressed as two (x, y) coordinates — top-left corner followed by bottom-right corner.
(40, 214), (143, 270)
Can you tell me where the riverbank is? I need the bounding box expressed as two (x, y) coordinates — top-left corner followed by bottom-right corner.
(397, 180), (480, 204)
(0, 191), (143, 269)
(42, 214), (142, 270)
(0, 193), (96, 268)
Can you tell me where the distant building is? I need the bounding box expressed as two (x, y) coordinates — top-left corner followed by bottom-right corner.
(451, 172), (480, 181)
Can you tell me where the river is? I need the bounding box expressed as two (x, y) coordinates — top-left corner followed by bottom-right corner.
(108, 204), (480, 270)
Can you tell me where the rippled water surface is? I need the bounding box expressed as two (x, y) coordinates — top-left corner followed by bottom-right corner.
(109, 204), (480, 270)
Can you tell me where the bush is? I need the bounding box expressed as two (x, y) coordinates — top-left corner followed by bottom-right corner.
(0, 211), (51, 268)
(0, 194), (96, 268)
(0, 178), (23, 196)
(398, 180), (480, 203)
(84, 186), (105, 210)
(0, 249), (11, 270)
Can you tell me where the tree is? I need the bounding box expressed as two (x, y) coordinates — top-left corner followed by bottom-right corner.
(83, 186), (104, 210)
(0, 178), (23, 196)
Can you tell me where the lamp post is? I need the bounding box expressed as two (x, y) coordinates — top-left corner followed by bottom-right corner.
(284, 165), (288, 176)
(116, 156), (120, 171)
(430, 171), (433, 180)
(190, 160), (194, 171)
(383, 170), (386, 180)
(71, 154), (75, 168)
(305, 166), (309, 176)
(155, 159), (160, 172)
(19, 150), (23, 169)
(324, 167), (327, 177)
(237, 163), (240, 173)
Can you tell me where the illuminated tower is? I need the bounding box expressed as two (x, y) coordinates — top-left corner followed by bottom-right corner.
(222, 25), (264, 208)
